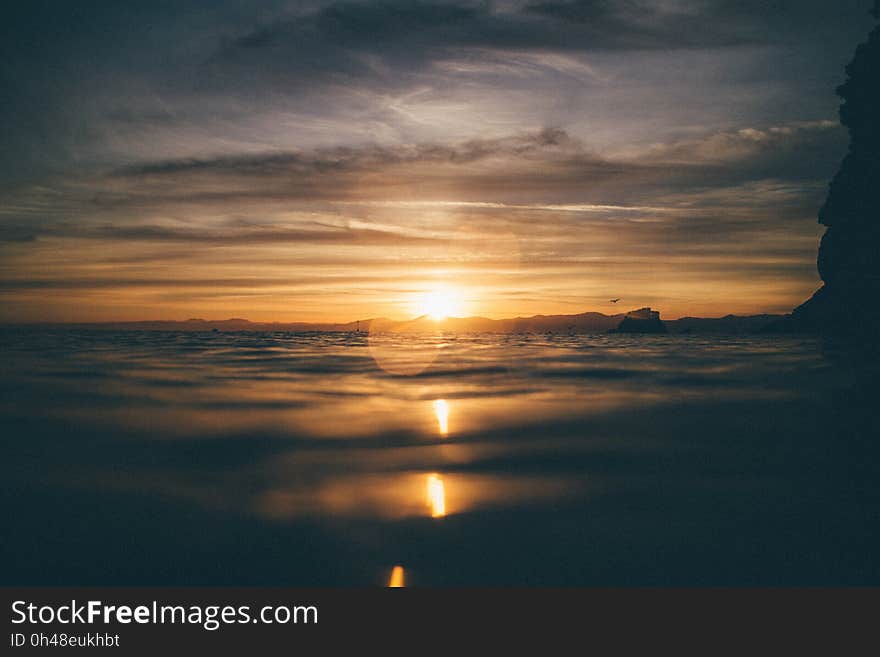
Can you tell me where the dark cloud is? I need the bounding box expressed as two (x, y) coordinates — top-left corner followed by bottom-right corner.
(527, 0), (871, 41)
(0, 121), (842, 253)
(0, 0), (870, 185)
(201, 0), (754, 95)
(1, 218), (446, 247)
(113, 128), (576, 178)
(636, 121), (847, 186)
(218, 0), (868, 70)
(0, 226), (38, 243)
(94, 122), (842, 209)
(0, 274), (398, 292)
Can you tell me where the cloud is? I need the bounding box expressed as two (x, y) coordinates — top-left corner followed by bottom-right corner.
(55, 221), (444, 246)
(0, 121), (842, 256)
(88, 122), (842, 211)
(113, 127), (578, 178)
(217, 0), (842, 70)
(209, 0), (872, 87)
(631, 121), (840, 163)
(0, 225), (38, 243)
(202, 0), (756, 96)
(1, 0), (868, 192)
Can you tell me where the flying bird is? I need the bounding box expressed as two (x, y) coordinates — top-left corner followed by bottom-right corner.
(609, 298), (621, 303)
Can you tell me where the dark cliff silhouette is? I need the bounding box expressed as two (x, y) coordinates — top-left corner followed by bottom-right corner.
(792, 3), (880, 345)
(787, 2), (880, 525)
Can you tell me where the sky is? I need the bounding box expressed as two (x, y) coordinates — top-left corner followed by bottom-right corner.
(0, 0), (876, 322)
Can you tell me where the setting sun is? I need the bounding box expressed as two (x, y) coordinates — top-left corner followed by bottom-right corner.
(414, 287), (465, 321)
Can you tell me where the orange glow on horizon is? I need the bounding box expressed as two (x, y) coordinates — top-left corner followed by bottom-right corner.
(412, 285), (466, 321)
(0, 240), (824, 324)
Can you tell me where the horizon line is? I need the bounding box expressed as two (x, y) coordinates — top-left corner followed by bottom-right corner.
(0, 307), (788, 327)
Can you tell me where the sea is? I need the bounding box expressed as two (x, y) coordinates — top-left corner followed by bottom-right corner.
(1, 329), (877, 585)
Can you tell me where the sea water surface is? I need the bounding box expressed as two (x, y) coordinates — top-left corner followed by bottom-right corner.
(1, 329), (877, 585)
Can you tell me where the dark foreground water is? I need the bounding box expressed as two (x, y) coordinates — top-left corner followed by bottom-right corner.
(1, 329), (878, 585)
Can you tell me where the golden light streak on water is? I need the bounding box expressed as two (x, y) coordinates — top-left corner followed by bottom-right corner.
(433, 398), (449, 436)
(426, 473), (446, 518)
(388, 565), (405, 587)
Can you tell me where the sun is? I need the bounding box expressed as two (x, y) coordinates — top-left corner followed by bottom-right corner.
(414, 286), (465, 321)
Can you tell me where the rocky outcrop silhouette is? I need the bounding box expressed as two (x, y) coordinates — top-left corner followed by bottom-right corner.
(608, 307), (667, 334)
(793, 3), (880, 343)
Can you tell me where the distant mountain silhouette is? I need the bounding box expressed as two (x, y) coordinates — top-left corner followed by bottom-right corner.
(370, 311), (626, 334)
(16, 309), (793, 335)
(790, 4), (880, 343)
(679, 314), (786, 334)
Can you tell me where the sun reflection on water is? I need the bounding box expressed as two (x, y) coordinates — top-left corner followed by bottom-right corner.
(388, 565), (405, 587)
(432, 399), (449, 436)
(426, 473), (446, 518)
